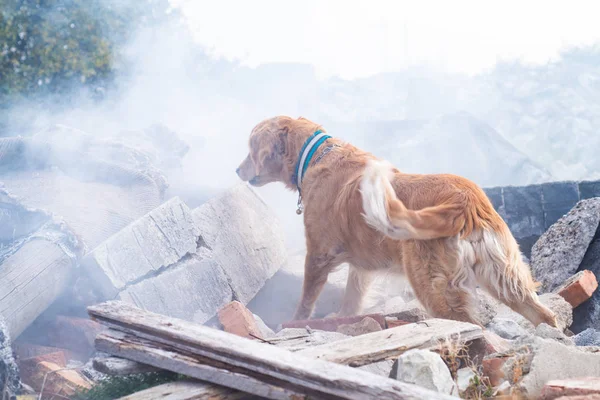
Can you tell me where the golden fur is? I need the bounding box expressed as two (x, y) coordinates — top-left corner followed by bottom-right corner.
(237, 116), (557, 327)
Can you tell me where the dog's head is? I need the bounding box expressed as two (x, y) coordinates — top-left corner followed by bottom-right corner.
(236, 116), (320, 187)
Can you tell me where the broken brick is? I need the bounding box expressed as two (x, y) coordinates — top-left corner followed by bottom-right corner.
(282, 314), (386, 332)
(18, 352), (68, 390)
(12, 342), (77, 362)
(482, 354), (510, 387)
(556, 270), (598, 308)
(23, 360), (91, 397)
(540, 377), (600, 400)
(218, 301), (263, 340)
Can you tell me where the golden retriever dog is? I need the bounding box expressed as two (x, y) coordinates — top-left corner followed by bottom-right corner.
(236, 115), (557, 327)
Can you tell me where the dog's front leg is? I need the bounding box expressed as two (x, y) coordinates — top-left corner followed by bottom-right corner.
(337, 265), (375, 317)
(293, 252), (338, 321)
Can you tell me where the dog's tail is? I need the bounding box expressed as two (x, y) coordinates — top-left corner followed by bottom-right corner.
(359, 159), (470, 241)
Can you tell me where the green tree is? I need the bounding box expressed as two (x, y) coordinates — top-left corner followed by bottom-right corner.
(0, 0), (174, 108)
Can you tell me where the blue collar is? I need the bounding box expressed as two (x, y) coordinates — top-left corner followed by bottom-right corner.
(292, 129), (331, 191)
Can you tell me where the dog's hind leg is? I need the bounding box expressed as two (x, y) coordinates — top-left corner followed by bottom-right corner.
(337, 265), (375, 317)
(293, 251), (341, 321)
(404, 238), (482, 326)
(471, 229), (558, 327)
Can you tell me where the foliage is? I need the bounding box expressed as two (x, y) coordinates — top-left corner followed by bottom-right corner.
(72, 371), (182, 400)
(0, 0), (175, 108)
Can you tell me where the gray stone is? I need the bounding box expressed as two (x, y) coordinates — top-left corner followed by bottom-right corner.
(521, 338), (600, 398)
(573, 328), (600, 346)
(384, 299), (429, 323)
(252, 313), (275, 338)
(336, 317), (382, 336)
(0, 317), (21, 400)
(391, 349), (458, 396)
(82, 196), (200, 299)
(535, 323), (574, 346)
(118, 252), (233, 324)
(531, 198), (600, 292)
(456, 368), (476, 393)
(192, 184), (287, 304)
(540, 293), (573, 332)
(357, 360), (395, 378)
(487, 317), (530, 340)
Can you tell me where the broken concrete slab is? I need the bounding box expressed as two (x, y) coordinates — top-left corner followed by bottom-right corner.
(191, 184), (287, 304)
(535, 323), (575, 346)
(521, 338), (600, 398)
(531, 198), (600, 292)
(487, 318), (531, 340)
(82, 196), (200, 299)
(391, 349), (458, 395)
(117, 253), (233, 324)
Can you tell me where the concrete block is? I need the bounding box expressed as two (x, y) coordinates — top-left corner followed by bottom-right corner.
(82, 196), (199, 299)
(502, 185), (545, 238)
(579, 181), (600, 200)
(192, 184), (287, 304)
(118, 253), (233, 325)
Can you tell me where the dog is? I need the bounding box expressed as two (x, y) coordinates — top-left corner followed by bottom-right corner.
(236, 115), (557, 327)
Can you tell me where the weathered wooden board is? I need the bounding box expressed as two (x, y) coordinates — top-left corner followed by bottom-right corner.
(89, 301), (457, 400)
(0, 239), (74, 338)
(298, 319), (483, 367)
(117, 379), (256, 400)
(93, 356), (160, 376)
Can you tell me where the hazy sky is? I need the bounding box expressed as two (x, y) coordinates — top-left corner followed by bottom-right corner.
(175, 0), (600, 79)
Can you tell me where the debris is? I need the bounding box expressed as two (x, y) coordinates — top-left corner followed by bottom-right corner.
(43, 316), (106, 359)
(218, 301), (265, 340)
(336, 316), (383, 336)
(268, 329), (349, 352)
(88, 300), (456, 399)
(386, 318), (412, 328)
(390, 349), (458, 395)
(521, 338), (600, 398)
(572, 328), (600, 346)
(540, 377), (600, 400)
(384, 299), (429, 323)
(92, 356), (160, 376)
(487, 318), (531, 340)
(82, 196), (200, 299)
(297, 318), (483, 367)
(281, 313), (386, 332)
(252, 313), (275, 338)
(555, 270), (598, 308)
(535, 323), (575, 346)
(482, 354), (510, 387)
(457, 367), (476, 392)
(531, 198), (600, 292)
(357, 360), (395, 378)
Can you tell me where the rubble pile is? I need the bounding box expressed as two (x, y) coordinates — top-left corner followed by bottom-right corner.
(1, 124), (600, 399)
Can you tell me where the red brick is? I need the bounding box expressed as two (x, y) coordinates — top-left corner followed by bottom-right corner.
(282, 314), (386, 332)
(482, 355), (510, 387)
(23, 360), (92, 397)
(18, 351), (68, 389)
(540, 377), (600, 400)
(218, 301), (263, 340)
(556, 270), (598, 308)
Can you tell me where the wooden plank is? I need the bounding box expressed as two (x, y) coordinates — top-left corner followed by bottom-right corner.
(118, 379), (256, 400)
(297, 319), (483, 367)
(93, 356), (160, 376)
(89, 301), (456, 400)
(0, 239), (74, 338)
